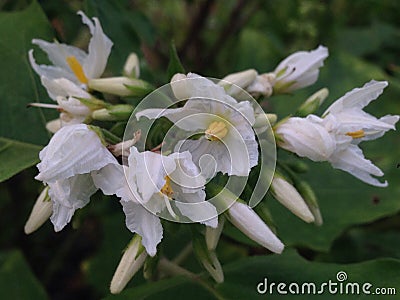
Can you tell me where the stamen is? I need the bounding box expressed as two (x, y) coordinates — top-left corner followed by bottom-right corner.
(160, 176), (174, 198)
(66, 56), (88, 84)
(346, 130), (365, 139)
(163, 195), (177, 218)
(28, 103), (61, 109)
(205, 121), (228, 141)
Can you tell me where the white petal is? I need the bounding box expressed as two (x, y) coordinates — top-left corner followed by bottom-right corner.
(274, 45), (328, 90)
(41, 77), (91, 100)
(49, 174), (97, 231)
(329, 144), (387, 187)
(168, 151), (205, 191)
(91, 163), (127, 197)
(276, 116), (336, 161)
(324, 80), (388, 115)
(174, 191), (218, 228)
(120, 201), (163, 256)
(29, 50), (77, 83)
(128, 147), (176, 202)
(136, 106), (211, 132)
(32, 39), (87, 72)
(35, 124), (118, 182)
(78, 11), (113, 79)
(228, 202), (284, 253)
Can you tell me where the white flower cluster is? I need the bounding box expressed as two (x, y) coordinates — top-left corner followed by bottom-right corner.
(24, 11), (398, 294)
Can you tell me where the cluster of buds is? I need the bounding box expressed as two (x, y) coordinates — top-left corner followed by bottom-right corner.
(24, 10), (398, 295)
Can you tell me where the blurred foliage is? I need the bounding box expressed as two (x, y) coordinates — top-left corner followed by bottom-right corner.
(0, 0), (400, 299)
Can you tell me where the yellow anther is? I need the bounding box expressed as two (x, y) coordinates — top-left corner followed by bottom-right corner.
(205, 121), (228, 141)
(66, 56), (88, 84)
(346, 130), (365, 139)
(160, 176), (174, 198)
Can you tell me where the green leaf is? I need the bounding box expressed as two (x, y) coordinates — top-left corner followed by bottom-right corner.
(0, 137), (41, 183)
(0, 250), (48, 299)
(0, 1), (55, 145)
(167, 41), (185, 81)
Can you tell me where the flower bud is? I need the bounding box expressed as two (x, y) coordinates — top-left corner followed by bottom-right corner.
(193, 235), (224, 283)
(205, 216), (225, 251)
(92, 104), (134, 121)
(297, 88), (329, 117)
(110, 235), (147, 294)
(88, 77), (153, 97)
(219, 69), (257, 98)
(271, 175), (314, 223)
(273, 45), (328, 94)
(24, 186), (52, 234)
(46, 118), (62, 133)
(171, 73), (190, 100)
(123, 53), (140, 78)
(227, 201), (284, 254)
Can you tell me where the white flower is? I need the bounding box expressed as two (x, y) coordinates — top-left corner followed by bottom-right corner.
(276, 80), (399, 187)
(35, 124), (119, 231)
(29, 11), (112, 88)
(29, 11), (113, 85)
(29, 11), (111, 130)
(93, 146), (218, 256)
(136, 73), (258, 178)
(273, 45), (328, 93)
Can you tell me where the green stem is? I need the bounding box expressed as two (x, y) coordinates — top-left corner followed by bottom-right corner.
(158, 258), (226, 300)
(172, 242), (192, 265)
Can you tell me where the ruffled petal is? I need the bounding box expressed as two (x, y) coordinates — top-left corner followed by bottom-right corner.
(35, 124), (118, 183)
(120, 201), (163, 257)
(78, 11), (113, 79)
(49, 173), (97, 232)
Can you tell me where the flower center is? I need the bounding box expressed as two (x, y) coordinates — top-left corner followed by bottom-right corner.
(346, 130), (365, 139)
(205, 121), (228, 141)
(160, 176), (174, 198)
(66, 56), (88, 84)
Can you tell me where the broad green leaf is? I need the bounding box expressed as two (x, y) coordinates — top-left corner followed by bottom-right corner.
(0, 1), (55, 145)
(0, 137), (41, 183)
(167, 41), (185, 81)
(0, 250), (48, 299)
